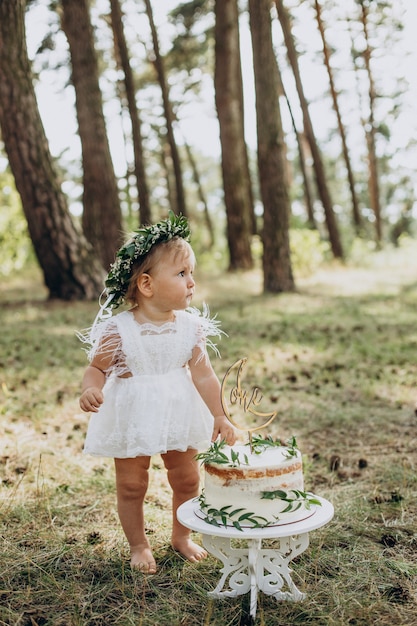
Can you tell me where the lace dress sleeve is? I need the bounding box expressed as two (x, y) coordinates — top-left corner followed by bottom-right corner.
(186, 304), (226, 363)
(77, 316), (129, 377)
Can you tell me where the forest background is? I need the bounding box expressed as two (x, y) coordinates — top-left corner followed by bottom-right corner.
(1, 0), (417, 294)
(0, 1), (417, 625)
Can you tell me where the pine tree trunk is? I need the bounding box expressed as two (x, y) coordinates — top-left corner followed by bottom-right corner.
(0, 0), (104, 301)
(249, 0), (294, 293)
(275, 0), (344, 260)
(60, 0), (124, 269)
(278, 70), (316, 228)
(359, 0), (382, 243)
(214, 0), (254, 270)
(183, 141), (215, 248)
(144, 0), (187, 217)
(314, 0), (362, 234)
(110, 0), (151, 225)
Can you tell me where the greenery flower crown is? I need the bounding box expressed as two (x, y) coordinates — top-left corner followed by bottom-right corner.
(104, 211), (190, 309)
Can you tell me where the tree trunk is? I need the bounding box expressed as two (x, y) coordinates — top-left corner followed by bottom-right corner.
(0, 0), (104, 301)
(60, 0), (124, 269)
(110, 0), (151, 225)
(359, 0), (382, 243)
(214, 0), (254, 270)
(144, 0), (187, 217)
(249, 0), (294, 293)
(275, 0), (344, 260)
(159, 133), (177, 217)
(183, 141), (215, 249)
(277, 70), (316, 228)
(314, 0), (362, 234)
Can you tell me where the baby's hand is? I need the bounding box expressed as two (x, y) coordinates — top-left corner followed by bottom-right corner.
(79, 387), (104, 413)
(212, 416), (237, 446)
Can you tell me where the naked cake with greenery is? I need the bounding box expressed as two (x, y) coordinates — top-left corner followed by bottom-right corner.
(196, 436), (321, 530)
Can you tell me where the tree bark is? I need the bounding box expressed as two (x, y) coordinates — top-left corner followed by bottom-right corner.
(359, 0), (382, 243)
(144, 0), (187, 217)
(0, 0), (104, 300)
(60, 0), (124, 269)
(275, 0), (344, 260)
(110, 0), (151, 225)
(314, 0), (362, 234)
(183, 141), (215, 248)
(249, 0), (294, 293)
(214, 0), (254, 270)
(277, 70), (316, 228)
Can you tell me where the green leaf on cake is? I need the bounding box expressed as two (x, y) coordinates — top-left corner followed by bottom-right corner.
(262, 489), (288, 500)
(305, 495), (322, 507)
(195, 440), (249, 467)
(204, 517), (221, 528)
(261, 489), (323, 512)
(197, 492), (273, 530)
(249, 434), (281, 454)
(247, 434), (299, 458)
(231, 449), (240, 464)
(228, 508), (246, 517)
(238, 512), (269, 524)
(282, 501), (303, 513)
(283, 435), (299, 458)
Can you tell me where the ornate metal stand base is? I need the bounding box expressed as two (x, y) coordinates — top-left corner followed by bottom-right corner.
(177, 496), (333, 619)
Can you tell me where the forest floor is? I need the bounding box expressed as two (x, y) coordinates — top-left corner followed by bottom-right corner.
(0, 240), (416, 626)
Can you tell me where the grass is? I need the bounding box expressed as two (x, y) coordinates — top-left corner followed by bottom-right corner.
(1, 242), (417, 625)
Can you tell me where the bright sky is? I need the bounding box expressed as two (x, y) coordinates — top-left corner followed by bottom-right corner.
(403, 0), (417, 87)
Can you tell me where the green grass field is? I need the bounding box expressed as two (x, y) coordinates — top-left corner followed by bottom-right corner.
(1, 243), (416, 625)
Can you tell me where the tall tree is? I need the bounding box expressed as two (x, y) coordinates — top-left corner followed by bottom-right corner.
(182, 140), (215, 248)
(278, 71), (316, 228)
(214, 0), (254, 270)
(249, 0), (294, 293)
(143, 0), (187, 217)
(314, 0), (362, 234)
(357, 0), (382, 243)
(109, 0), (151, 225)
(0, 0), (104, 301)
(60, 0), (123, 269)
(275, 0), (344, 260)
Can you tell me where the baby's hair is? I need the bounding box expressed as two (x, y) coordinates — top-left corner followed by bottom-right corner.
(125, 237), (195, 306)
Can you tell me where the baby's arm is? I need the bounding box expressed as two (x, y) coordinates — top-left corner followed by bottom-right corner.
(79, 332), (119, 413)
(79, 364), (105, 412)
(189, 346), (236, 445)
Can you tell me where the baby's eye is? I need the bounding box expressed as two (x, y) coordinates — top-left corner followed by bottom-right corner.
(178, 270), (185, 277)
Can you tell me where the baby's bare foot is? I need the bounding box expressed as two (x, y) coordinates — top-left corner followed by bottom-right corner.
(130, 545), (157, 574)
(172, 537), (207, 562)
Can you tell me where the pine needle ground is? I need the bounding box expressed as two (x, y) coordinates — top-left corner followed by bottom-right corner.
(1, 242), (416, 625)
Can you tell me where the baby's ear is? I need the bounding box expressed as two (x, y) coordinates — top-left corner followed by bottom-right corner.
(136, 273), (153, 297)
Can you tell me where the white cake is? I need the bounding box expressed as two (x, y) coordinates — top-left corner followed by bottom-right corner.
(198, 440), (319, 529)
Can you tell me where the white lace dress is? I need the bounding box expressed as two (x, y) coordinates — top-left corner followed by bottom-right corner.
(81, 308), (222, 458)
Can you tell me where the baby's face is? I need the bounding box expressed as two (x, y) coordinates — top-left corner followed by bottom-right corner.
(148, 244), (196, 311)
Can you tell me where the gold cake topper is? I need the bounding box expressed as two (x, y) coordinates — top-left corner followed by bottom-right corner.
(221, 357), (277, 452)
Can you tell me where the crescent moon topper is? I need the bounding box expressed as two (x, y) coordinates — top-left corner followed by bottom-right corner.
(220, 357), (278, 450)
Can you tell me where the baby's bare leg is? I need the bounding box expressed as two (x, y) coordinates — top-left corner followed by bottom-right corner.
(114, 456), (156, 573)
(162, 448), (207, 562)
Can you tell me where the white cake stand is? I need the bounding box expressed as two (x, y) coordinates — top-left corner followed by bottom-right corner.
(177, 495), (334, 619)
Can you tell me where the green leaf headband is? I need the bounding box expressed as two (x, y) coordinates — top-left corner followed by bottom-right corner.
(101, 211), (191, 313)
